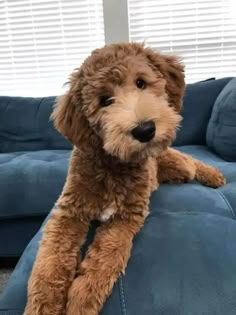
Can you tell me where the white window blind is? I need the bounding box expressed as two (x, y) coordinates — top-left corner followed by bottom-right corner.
(128, 0), (236, 82)
(0, 0), (105, 96)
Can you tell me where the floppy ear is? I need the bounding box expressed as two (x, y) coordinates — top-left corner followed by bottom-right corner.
(51, 93), (77, 141)
(51, 84), (89, 146)
(145, 48), (185, 112)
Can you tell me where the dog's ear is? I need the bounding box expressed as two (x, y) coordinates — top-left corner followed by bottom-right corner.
(51, 93), (78, 141)
(51, 77), (89, 146)
(145, 48), (185, 112)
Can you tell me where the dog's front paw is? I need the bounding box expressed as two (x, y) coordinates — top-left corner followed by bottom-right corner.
(67, 276), (98, 315)
(196, 165), (226, 188)
(206, 167), (226, 188)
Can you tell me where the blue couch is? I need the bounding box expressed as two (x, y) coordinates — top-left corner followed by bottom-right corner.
(0, 96), (72, 257)
(1, 77), (236, 314)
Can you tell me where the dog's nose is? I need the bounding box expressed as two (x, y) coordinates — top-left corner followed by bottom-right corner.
(131, 120), (156, 143)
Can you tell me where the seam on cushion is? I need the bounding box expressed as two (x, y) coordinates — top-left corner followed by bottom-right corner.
(35, 98), (44, 118)
(0, 213), (48, 219)
(210, 121), (236, 127)
(214, 87), (233, 125)
(152, 211), (235, 221)
(210, 83), (232, 150)
(215, 190), (236, 219)
(4, 99), (12, 113)
(0, 310), (23, 315)
(119, 277), (127, 315)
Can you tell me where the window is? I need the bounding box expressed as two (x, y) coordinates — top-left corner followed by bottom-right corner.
(0, 0), (236, 96)
(128, 0), (236, 82)
(0, 0), (104, 96)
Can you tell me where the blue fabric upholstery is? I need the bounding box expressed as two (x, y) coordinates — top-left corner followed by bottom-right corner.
(1, 145), (236, 315)
(174, 77), (232, 146)
(0, 96), (72, 153)
(0, 150), (70, 256)
(207, 78), (236, 161)
(0, 150), (70, 219)
(0, 96), (72, 256)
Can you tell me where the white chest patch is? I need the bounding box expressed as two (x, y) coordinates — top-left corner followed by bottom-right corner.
(100, 207), (116, 222)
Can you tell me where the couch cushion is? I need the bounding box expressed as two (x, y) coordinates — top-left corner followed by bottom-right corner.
(1, 214), (236, 315)
(174, 77), (232, 146)
(0, 150), (70, 219)
(124, 143), (236, 314)
(0, 218), (43, 257)
(207, 78), (236, 161)
(0, 96), (72, 153)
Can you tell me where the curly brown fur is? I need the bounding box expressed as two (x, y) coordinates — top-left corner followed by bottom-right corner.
(158, 147), (226, 187)
(24, 42), (225, 315)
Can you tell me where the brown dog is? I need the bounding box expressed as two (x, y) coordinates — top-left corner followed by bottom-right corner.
(24, 43), (225, 315)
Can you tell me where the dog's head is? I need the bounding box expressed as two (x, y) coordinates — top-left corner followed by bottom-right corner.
(52, 42), (185, 161)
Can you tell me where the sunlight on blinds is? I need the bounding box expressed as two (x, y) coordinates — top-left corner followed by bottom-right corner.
(0, 0), (105, 96)
(128, 0), (236, 82)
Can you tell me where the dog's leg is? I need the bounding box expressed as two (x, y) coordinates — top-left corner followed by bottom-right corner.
(194, 159), (226, 188)
(157, 147), (196, 184)
(24, 208), (89, 315)
(66, 213), (146, 315)
(157, 147), (225, 187)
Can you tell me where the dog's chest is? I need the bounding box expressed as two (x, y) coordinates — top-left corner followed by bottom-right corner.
(100, 207), (116, 222)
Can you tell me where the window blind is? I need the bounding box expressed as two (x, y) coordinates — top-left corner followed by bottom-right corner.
(128, 0), (236, 82)
(0, 0), (105, 96)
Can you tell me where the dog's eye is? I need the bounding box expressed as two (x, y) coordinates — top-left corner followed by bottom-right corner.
(99, 95), (113, 107)
(136, 79), (146, 89)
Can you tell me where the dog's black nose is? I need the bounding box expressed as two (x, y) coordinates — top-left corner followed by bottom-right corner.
(131, 120), (156, 143)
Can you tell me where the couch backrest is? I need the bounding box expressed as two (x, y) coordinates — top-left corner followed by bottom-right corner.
(174, 77), (233, 146)
(0, 96), (72, 153)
